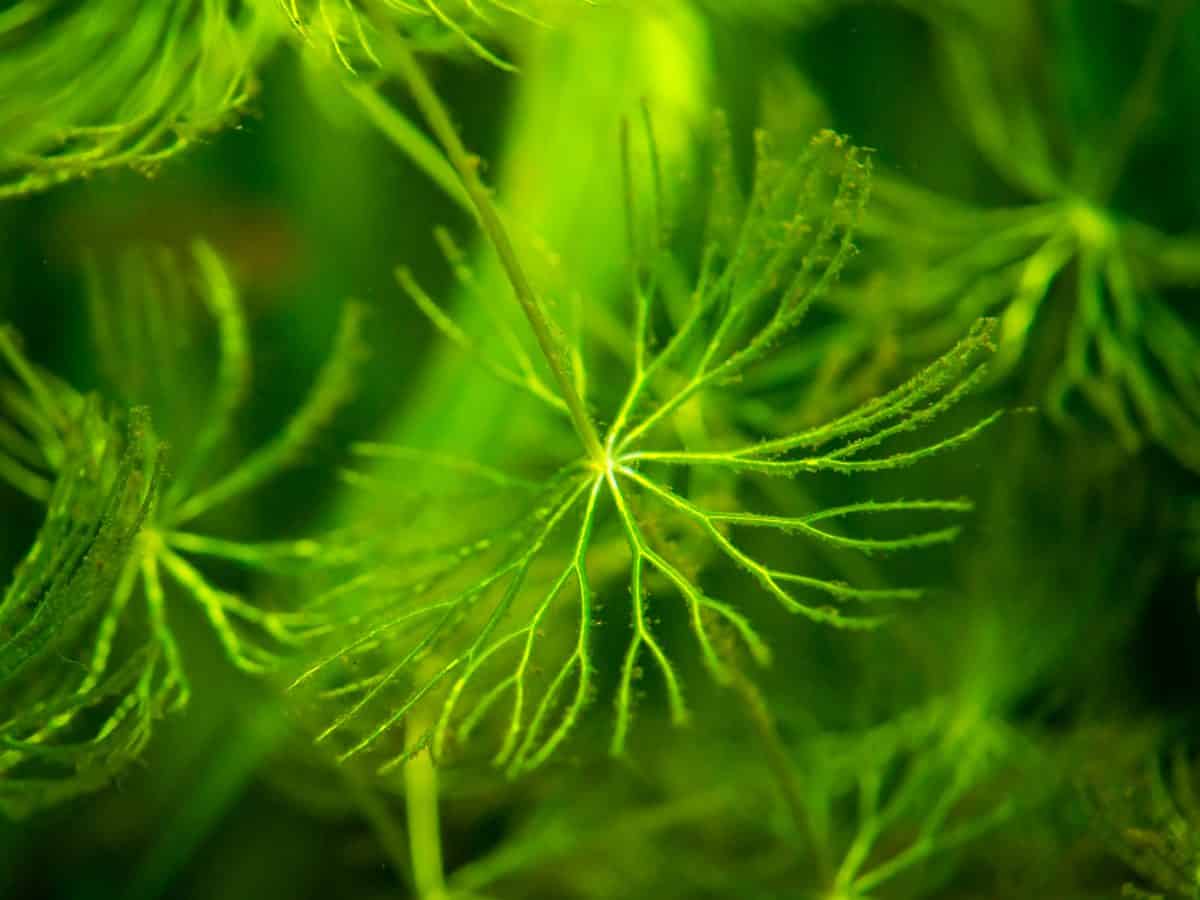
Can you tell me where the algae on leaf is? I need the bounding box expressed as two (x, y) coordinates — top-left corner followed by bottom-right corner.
(0, 331), (166, 816)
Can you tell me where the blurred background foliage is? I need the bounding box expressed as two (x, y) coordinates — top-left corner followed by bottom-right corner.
(1, 1), (1199, 898)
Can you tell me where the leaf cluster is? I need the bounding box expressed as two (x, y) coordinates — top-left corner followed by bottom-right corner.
(0, 241), (365, 814)
(290, 115), (1002, 779)
(0, 0), (272, 198)
(1, 2), (1196, 899)
(816, 0), (1200, 470)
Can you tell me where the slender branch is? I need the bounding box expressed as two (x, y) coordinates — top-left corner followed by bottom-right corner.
(604, 468), (689, 751)
(723, 663), (828, 878)
(346, 82), (472, 213)
(339, 768), (412, 888)
(405, 712), (448, 900)
(382, 32), (606, 465)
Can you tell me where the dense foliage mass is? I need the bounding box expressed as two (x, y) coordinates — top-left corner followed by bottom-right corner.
(1, 1), (1197, 898)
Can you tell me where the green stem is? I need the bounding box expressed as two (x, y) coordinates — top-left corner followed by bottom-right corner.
(383, 33), (606, 466)
(339, 767), (412, 887)
(346, 82), (472, 214)
(405, 715), (448, 900)
(725, 664), (828, 878)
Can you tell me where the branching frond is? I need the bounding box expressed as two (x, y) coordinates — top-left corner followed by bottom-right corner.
(0, 241), (364, 814)
(398, 262), (569, 416)
(296, 118), (1001, 775)
(0, 335), (169, 816)
(824, 0), (1200, 470)
(84, 241), (367, 666)
(0, 0), (274, 198)
(86, 240), (368, 531)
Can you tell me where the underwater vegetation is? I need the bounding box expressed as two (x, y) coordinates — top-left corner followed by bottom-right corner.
(0, 1), (1198, 898)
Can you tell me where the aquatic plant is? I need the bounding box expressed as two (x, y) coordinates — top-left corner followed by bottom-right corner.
(826, 0), (1200, 469)
(1087, 745), (1200, 900)
(0, 0), (273, 198)
(0, 242), (363, 815)
(0, 2), (1196, 899)
(292, 104), (1000, 774)
(278, 0), (590, 71)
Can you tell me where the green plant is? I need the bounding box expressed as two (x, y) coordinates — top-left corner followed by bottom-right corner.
(0, 241), (363, 815)
(820, 0), (1200, 469)
(1, 2), (1198, 899)
(290, 87), (1001, 778)
(0, 0), (272, 198)
(279, 0), (581, 71)
(1087, 745), (1200, 900)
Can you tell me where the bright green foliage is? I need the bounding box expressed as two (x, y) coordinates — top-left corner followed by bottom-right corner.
(0, 242), (364, 814)
(833, 0), (1200, 469)
(81, 240), (367, 671)
(0, 332), (167, 816)
(0, 0), (595, 199)
(291, 120), (1001, 777)
(0, 1), (1195, 896)
(278, 0), (592, 71)
(1087, 746), (1200, 900)
(0, 0), (274, 198)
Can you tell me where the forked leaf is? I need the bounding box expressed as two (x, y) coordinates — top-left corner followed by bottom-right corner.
(294, 118), (1002, 777)
(0, 338), (168, 816)
(821, 0), (1200, 471)
(792, 700), (1036, 899)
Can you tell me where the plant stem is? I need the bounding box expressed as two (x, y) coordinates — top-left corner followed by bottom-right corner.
(727, 666), (805, 827)
(405, 715), (448, 900)
(340, 767), (412, 887)
(384, 33), (606, 466)
(726, 663), (830, 881)
(347, 83), (472, 214)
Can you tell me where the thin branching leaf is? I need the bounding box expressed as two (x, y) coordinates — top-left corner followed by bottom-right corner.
(822, 0), (1200, 470)
(294, 118), (1001, 776)
(0, 241), (364, 814)
(0, 0), (273, 197)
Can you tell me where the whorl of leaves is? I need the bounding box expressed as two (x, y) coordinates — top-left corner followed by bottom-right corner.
(830, 0), (1200, 470)
(290, 116), (1003, 778)
(0, 241), (365, 816)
